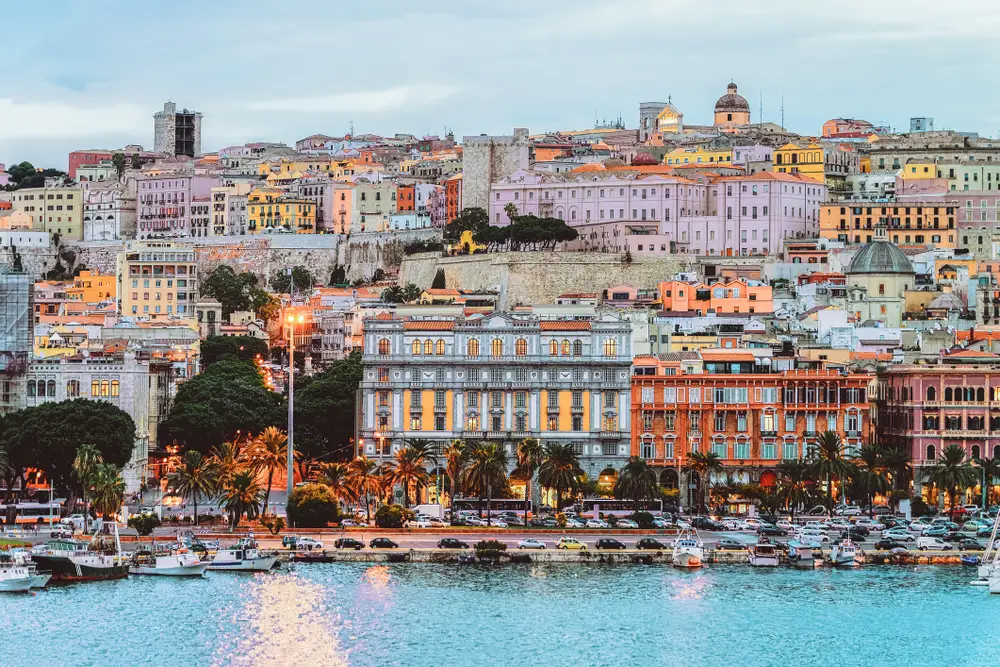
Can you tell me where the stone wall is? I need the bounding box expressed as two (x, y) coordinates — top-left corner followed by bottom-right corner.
(399, 251), (690, 308)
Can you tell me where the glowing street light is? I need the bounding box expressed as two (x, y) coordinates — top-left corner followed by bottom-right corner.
(286, 313), (304, 507)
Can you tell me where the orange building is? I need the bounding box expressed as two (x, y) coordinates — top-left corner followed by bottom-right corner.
(445, 173), (463, 222)
(658, 280), (773, 315)
(819, 202), (957, 247)
(396, 184), (415, 212)
(66, 270), (116, 303)
(630, 352), (871, 509)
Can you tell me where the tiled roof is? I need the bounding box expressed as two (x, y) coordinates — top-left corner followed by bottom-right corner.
(403, 321), (456, 331)
(699, 350), (755, 362)
(539, 321), (592, 331)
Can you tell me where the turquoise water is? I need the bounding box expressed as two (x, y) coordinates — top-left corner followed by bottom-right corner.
(1, 564), (995, 666)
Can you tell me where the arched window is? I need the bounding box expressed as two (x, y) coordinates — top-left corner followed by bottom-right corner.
(92, 379), (100, 396)
(515, 339), (528, 357)
(573, 340), (583, 356)
(412, 340), (421, 355)
(378, 338), (390, 355)
(47, 380), (56, 396)
(978, 387), (986, 402)
(423, 340), (433, 355)
(561, 340), (570, 356)
(967, 387), (976, 401)
(467, 339), (480, 357)
(945, 387), (953, 401)
(972, 445), (981, 460)
(927, 386), (936, 401)
(101, 380), (110, 397)
(110, 380), (120, 397)
(549, 340), (558, 356)
(604, 338), (618, 357)
(27, 381), (35, 397)
(491, 338), (504, 357)
(67, 380), (79, 397)
(436, 339), (445, 355)
(926, 445), (936, 460)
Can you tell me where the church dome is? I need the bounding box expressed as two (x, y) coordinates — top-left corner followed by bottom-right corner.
(714, 82), (750, 113)
(847, 238), (914, 275)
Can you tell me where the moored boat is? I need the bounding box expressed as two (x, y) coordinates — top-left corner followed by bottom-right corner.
(207, 534), (276, 572)
(129, 548), (209, 577)
(30, 523), (128, 582)
(3, 551), (51, 589)
(830, 538), (863, 567)
(787, 541), (821, 569)
(747, 539), (780, 567)
(671, 530), (704, 569)
(0, 557), (35, 593)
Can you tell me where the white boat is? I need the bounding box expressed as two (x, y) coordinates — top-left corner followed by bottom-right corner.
(207, 535), (277, 572)
(830, 539), (863, 567)
(671, 530), (704, 568)
(747, 539), (780, 567)
(787, 540), (821, 569)
(130, 549), (209, 577)
(4, 551), (51, 589)
(978, 511), (1000, 582)
(0, 561), (34, 592)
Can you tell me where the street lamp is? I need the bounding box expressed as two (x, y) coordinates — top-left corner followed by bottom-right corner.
(285, 313), (304, 507)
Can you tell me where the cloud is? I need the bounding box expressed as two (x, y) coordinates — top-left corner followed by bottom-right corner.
(0, 98), (147, 139)
(247, 84), (459, 114)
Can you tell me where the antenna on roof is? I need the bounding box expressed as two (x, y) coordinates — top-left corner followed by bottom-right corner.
(780, 94), (785, 131)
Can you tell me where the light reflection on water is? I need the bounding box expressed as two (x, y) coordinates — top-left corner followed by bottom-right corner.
(2, 564), (999, 666)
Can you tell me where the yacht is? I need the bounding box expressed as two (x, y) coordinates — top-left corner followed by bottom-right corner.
(0, 555), (36, 592)
(671, 530), (704, 568)
(830, 538), (863, 567)
(31, 524), (128, 582)
(747, 539), (780, 567)
(787, 540), (822, 569)
(130, 547), (209, 577)
(2, 551), (51, 589)
(207, 534), (277, 572)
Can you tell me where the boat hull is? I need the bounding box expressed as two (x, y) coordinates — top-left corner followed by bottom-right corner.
(208, 556), (277, 572)
(28, 573), (51, 588)
(0, 577), (33, 593)
(33, 554), (129, 582)
(129, 563), (209, 577)
(747, 555), (780, 567)
(989, 575), (1000, 594)
(672, 550), (703, 568)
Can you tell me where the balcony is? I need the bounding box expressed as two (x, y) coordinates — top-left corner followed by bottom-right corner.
(943, 429), (987, 438)
(600, 430), (627, 440)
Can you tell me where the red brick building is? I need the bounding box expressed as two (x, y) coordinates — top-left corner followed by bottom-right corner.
(68, 150), (113, 179)
(397, 184), (415, 212)
(445, 173), (462, 222)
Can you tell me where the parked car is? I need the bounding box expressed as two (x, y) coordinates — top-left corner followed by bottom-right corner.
(405, 518), (432, 529)
(369, 538), (399, 549)
(490, 518), (509, 528)
(798, 530), (831, 544)
(652, 519), (670, 529)
(721, 518), (743, 530)
(841, 527), (870, 541)
(958, 538), (985, 550)
(854, 518), (885, 531)
(564, 519), (585, 529)
(585, 519), (609, 529)
(517, 538), (546, 550)
(691, 517), (725, 531)
(282, 535), (301, 549)
(881, 517), (906, 529)
(921, 526), (950, 538)
(917, 536), (952, 551)
(874, 539), (907, 551)
(716, 538), (745, 550)
(555, 537), (588, 550)
(834, 505), (862, 517)
(616, 519), (640, 529)
(334, 538), (364, 550)
(805, 505), (828, 516)
(595, 538), (627, 550)
(505, 516), (526, 527)
(775, 519), (794, 531)
(49, 526), (73, 538)
(437, 538), (470, 549)
(635, 538), (669, 551)
(757, 524), (788, 536)
(880, 528), (915, 542)
(296, 537), (324, 551)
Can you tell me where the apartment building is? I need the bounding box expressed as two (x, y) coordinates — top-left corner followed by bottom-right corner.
(116, 241), (198, 318)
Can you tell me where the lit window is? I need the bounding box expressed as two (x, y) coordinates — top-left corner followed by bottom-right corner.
(515, 339), (528, 356)
(467, 339), (480, 357)
(378, 338), (390, 355)
(436, 339), (446, 355)
(491, 338), (504, 357)
(412, 340), (421, 355)
(603, 338), (618, 357)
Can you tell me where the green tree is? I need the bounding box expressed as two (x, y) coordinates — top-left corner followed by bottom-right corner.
(443, 207), (489, 243)
(879, 444), (912, 510)
(90, 464), (126, 519)
(208, 440), (246, 490)
(286, 483), (341, 527)
(221, 471), (263, 531)
(271, 266), (315, 295)
(347, 456), (382, 523)
(503, 202), (518, 222)
(443, 440), (468, 525)
(975, 456), (1000, 506)
(317, 462), (354, 507)
(293, 351), (362, 461)
(200, 336), (269, 367)
(613, 456), (659, 513)
(330, 265), (347, 285)
(111, 152), (126, 180)
(380, 285), (404, 303)
(248, 426), (289, 516)
(537, 443), (584, 512)
(127, 513), (161, 536)
(463, 442), (508, 525)
(201, 265), (272, 319)
(809, 431), (857, 517)
(513, 438), (543, 525)
(684, 451), (724, 512)
(852, 444), (890, 516)
(72, 444), (103, 534)
(926, 444), (978, 513)
(382, 447), (430, 507)
(167, 451), (218, 526)
(775, 459), (814, 520)
(374, 504), (413, 528)
(130, 153), (144, 170)
(401, 283), (422, 302)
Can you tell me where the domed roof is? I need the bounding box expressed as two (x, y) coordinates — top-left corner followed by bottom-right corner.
(715, 82), (750, 113)
(847, 238), (914, 275)
(602, 157), (626, 168)
(631, 152), (659, 166)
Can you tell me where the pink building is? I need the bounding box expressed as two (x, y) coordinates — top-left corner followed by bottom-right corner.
(0, 163), (8, 187)
(136, 173), (219, 238)
(489, 168), (826, 256)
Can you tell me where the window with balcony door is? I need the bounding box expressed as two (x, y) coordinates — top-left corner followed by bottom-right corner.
(549, 340), (558, 356)
(641, 438), (654, 459)
(642, 412), (653, 431)
(664, 412), (675, 430)
(515, 339), (528, 357)
(491, 338), (504, 357)
(378, 338), (390, 355)
(467, 338), (480, 356)
(603, 338), (618, 357)
(436, 339), (446, 355)
(561, 340), (571, 355)
(714, 413), (726, 431)
(734, 440), (750, 459)
(782, 441), (798, 460)
(762, 442), (776, 459)
(572, 415), (583, 431)
(712, 440), (727, 458)
(467, 415), (479, 431)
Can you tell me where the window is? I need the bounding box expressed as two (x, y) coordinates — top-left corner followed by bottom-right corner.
(435, 415), (446, 431)
(572, 390), (583, 408)
(491, 338), (504, 357)
(410, 415), (422, 430)
(436, 339), (445, 355)
(641, 387), (655, 403)
(572, 415), (583, 431)
(515, 391), (527, 408)
(603, 338), (618, 357)
(469, 392), (479, 408)
(762, 442), (776, 459)
(467, 338), (480, 357)
(785, 414), (795, 432)
(92, 379), (100, 396)
(101, 380), (110, 397)
(712, 440), (727, 458)
(515, 339), (528, 356)
(549, 340), (558, 356)
(423, 340), (433, 355)
(110, 380), (119, 397)
(467, 415), (479, 431)
(782, 441), (798, 460)
(714, 413), (726, 431)
(561, 340), (571, 356)
(573, 340), (583, 356)
(436, 368), (446, 382)
(491, 391), (503, 408)
(66, 380), (80, 397)
(734, 441), (750, 459)
(411, 340), (421, 355)
(641, 438), (654, 459)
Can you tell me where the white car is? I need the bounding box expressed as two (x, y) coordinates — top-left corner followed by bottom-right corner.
(721, 518), (743, 530)
(564, 518), (585, 528)
(827, 519), (851, 530)
(616, 519), (639, 529)
(880, 528), (915, 542)
(296, 537), (324, 550)
(463, 516), (486, 526)
(490, 518), (509, 528)
(405, 518), (432, 528)
(775, 519), (794, 530)
(585, 519), (609, 529)
(855, 518), (885, 531)
(803, 521), (829, 532)
(59, 514), (88, 530)
(517, 538), (546, 550)
(743, 518), (764, 529)
(917, 536), (952, 551)
(798, 529), (831, 543)
(908, 521), (929, 533)
(835, 505), (862, 517)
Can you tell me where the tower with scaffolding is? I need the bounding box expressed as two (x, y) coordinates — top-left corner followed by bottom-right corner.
(0, 267), (32, 414)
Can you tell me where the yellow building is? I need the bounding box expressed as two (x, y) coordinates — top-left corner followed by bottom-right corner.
(10, 185), (84, 240)
(247, 188), (317, 233)
(819, 202), (957, 247)
(664, 147), (733, 166)
(774, 142), (859, 194)
(899, 161), (937, 180)
(257, 158), (357, 179)
(66, 270), (116, 303)
(117, 241), (199, 318)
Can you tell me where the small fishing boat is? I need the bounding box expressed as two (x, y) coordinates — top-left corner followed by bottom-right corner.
(3, 551), (51, 589)
(787, 540), (822, 569)
(0, 554), (36, 593)
(207, 534), (276, 572)
(961, 555), (981, 567)
(747, 539), (780, 567)
(129, 547), (209, 576)
(290, 552), (336, 564)
(671, 530), (704, 569)
(31, 523), (128, 582)
(830, 538), (863, 567)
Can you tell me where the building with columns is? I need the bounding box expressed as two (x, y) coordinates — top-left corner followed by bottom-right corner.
(359, 311), (633, 480)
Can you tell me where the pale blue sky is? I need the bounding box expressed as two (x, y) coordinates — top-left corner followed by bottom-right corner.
(1, 0), (998, 168)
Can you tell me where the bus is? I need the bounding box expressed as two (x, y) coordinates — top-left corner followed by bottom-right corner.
(0, 499), (66, 527)
(576, 499), (663, 519)
(451, 498), (532, 517)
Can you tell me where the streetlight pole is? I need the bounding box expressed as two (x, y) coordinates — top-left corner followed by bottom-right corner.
(286, 314), (304, 508)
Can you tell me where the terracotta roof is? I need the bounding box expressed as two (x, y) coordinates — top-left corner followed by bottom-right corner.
(717, 172), (824, 184)
(403, 321), (456, 331)
(699, 350), (755, 362)
(374, 312), (393, 320)
(424, 288), (461, 296)
(539, 321), (592, 331)
(943, 348), (1000, 359)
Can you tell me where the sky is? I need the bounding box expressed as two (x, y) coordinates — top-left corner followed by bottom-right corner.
(2, 0), (1000, 168)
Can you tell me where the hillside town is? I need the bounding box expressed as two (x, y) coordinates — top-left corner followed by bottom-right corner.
(2, 82), (1000, 529)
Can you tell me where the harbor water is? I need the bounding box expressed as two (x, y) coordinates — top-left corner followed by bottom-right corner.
(2, 563), (995, 666)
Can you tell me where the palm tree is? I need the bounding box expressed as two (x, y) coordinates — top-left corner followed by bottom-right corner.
(684, 451), (724, 512)
(513, 438), (544, 525)
(776, 459), (814, 520)
(347, 456), (382, 523)
(72, 444), (103, 534)
(384, 447), (431, 507)
(926, 444), (978, 514)
(89, 464), (126, 520)
(247, 426), (289, 516)
(443, 440), (468, 525)
(167, 451), (218, 526)
(380, 285), (404, 303)
(463, 442), (508, 526)
(809, 431), (857, 517)
(613, 456), (659, 513)
(400, 283), (422, 302)
(879, 444), (912, 510)
(209, 439), (247, 490)
(537, 443), (584, 512)
(405, 438), (439, 504)
(221, 471), (263, 531)
(852, 444), (890, 517)
(318, 462), (354, 508)
(975, 456), (1000, 507)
